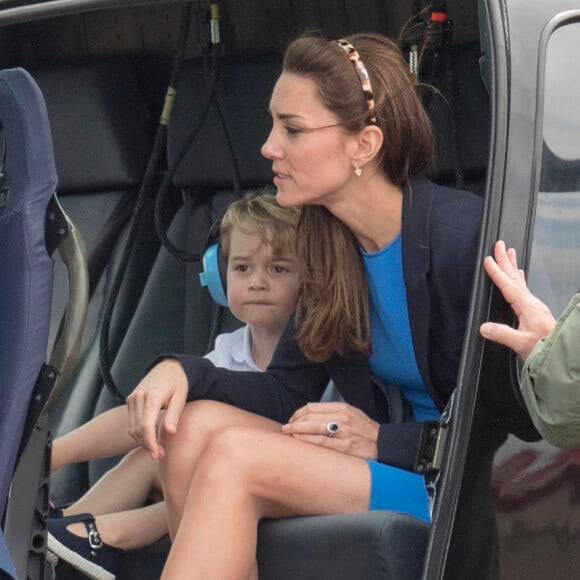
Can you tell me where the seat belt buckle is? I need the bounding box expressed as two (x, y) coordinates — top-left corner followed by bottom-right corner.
(414, 420), (448, 475)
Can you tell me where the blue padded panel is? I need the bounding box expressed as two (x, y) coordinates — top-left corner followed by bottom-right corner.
(0, 529), (16, 579)
(0, 68), (56, 521)
(168, 56), (281, 189)
(30, 59), (151, 193)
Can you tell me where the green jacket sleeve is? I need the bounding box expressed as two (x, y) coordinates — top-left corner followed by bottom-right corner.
(519, 293), (580, 448)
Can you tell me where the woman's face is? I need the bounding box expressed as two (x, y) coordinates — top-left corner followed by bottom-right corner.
(261, 72), (358, 208)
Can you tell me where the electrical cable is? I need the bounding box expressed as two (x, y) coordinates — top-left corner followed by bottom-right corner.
(99, 2), (195, 404)
(100, 1), (247, 400)
(152, 41), (222, 262)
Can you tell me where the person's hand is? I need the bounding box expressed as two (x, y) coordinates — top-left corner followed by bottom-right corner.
(126, 358), (189, 460)
(480, 240), (556, 360)
(281, 402), (380, 460)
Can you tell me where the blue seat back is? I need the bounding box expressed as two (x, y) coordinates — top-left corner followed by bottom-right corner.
(0, 67), (58, 577)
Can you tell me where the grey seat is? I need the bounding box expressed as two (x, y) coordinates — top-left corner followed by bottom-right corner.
(31, 59), (164, 504)
(107, 55), (430, 580)
(84, 55), (280, 487)
(258, 512), (429, 579)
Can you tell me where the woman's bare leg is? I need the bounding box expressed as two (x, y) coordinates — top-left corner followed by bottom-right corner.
(61, 447), (168, 550)
(162, 425), (371, 580)
(159, 400), (282, 540)
(51, 405), (136, 472)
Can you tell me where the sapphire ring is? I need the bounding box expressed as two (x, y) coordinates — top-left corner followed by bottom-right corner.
(326, 422), (340, 437)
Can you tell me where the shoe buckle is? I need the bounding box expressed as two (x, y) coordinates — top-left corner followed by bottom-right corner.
(87, 527), (103, 551)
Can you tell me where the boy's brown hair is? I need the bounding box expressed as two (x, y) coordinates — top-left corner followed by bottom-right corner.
(220, 189), (300, 259)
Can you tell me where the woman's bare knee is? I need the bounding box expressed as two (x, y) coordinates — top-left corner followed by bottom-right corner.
(160, 401), (239, 528)
(161, 400), (280, 463)
(161, 403), (282, 536)
(162, 400), (236, 450)
(194, 427), (269, 492)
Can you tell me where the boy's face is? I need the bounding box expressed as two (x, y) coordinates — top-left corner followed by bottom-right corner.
(226, 227), (300, 332)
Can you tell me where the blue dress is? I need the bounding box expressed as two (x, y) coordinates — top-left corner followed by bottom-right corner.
(361, 233), (440, 523)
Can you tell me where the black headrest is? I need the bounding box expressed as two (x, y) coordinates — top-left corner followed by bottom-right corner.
(168, 49), (489, 190)
(168, 55), (281, 189)
(30, 59), (151, 193)
(425, 43), (490, 184)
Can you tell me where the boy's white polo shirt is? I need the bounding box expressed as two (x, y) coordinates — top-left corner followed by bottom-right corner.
(204, 325), (261, 372)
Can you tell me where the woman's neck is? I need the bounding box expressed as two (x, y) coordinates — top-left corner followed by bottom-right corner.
(327, 173), (404, 253)
(248, 324), (285, 371)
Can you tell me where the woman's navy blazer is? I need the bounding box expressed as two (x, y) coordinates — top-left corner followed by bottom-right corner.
(172, 176), (489, 470)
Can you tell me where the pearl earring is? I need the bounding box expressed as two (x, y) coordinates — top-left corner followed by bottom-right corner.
(354, 163), (362, 177)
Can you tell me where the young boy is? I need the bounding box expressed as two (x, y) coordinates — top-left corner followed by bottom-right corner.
(47, 191), (301, 580)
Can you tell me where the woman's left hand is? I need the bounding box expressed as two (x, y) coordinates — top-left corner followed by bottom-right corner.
(282, 402), (380, 460)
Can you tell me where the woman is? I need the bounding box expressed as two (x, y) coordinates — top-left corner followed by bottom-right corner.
(127, 32), (483, 579)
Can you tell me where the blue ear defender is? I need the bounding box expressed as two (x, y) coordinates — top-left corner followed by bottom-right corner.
(199, 242), (228, 307)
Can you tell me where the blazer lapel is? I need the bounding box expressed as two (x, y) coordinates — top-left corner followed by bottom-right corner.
(401, 176), (434, 391)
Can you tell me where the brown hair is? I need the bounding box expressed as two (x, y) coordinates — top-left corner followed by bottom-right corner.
(284, 32), (435, 362)
(220, 189), (300, 259)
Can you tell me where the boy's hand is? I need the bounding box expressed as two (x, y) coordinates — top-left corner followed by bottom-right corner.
(126, 358), (188, 459)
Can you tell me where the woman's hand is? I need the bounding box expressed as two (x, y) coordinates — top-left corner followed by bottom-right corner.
(282, 402), (380, 460)
(126, 358), (189, 460)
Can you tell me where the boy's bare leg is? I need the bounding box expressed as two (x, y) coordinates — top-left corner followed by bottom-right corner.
(60, 447), (168, 550)
(63, 447), (162, 516)
(51, 405), (136, 472)
(62, 501), (168, 551)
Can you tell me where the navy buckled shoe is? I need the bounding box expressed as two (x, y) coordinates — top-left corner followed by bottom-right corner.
(47, 513), (124, 580)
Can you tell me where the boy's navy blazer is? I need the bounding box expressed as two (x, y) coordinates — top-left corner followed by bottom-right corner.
(173, 176), (488, 470)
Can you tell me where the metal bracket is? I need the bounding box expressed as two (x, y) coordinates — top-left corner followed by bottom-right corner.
(414, 421), (449, 475)
(87, 527), (103, 551)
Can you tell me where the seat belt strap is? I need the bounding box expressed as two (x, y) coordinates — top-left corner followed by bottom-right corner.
(184, 194), (215, 354)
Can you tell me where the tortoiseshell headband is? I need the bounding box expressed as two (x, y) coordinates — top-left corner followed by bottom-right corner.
(333, 39), (377, 124)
